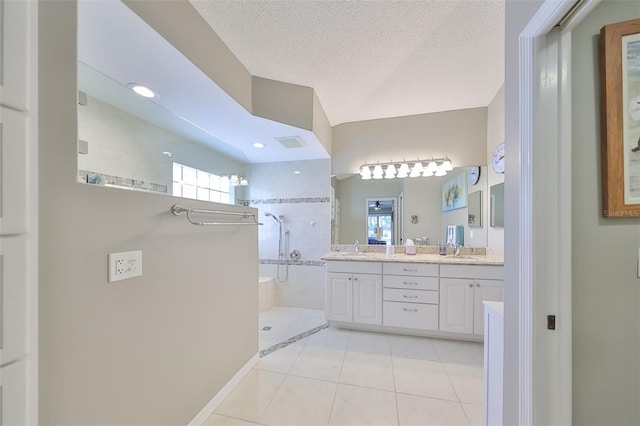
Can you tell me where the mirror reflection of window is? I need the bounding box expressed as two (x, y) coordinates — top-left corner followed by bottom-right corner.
(367, 199), (395, 244)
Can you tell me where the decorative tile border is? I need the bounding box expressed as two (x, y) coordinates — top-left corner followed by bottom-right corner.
(259, 322), (329, 357)
(241, 197), (330, 205)
(259, 259), (325, 267)
(330, 244), (487, 256)
(79, 170), (168, 194)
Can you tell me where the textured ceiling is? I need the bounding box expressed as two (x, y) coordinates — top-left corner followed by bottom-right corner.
(190, 0), (505, 126)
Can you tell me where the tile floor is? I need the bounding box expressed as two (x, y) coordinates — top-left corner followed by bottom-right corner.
(206, 327), (484, 426)
(259, 306), (327, 351)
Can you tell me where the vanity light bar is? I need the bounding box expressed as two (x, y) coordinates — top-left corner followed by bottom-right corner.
(359, 158), (453, 180)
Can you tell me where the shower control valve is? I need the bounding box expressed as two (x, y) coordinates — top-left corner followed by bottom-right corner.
(290, 249), (301, 261)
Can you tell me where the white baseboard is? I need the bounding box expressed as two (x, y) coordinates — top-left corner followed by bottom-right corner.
(188, 353), (259, 426)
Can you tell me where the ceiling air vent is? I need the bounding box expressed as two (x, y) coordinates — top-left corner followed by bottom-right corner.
(275, 136), (306, 149)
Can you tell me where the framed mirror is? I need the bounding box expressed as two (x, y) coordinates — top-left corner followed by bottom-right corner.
(490, 183), (504, 227)
(468, 190), (482, 228)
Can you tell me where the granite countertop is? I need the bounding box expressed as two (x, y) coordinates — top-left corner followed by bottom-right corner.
(321, 251), (504, 266)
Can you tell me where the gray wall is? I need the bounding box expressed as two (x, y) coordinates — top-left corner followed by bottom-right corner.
(332, 107), (488, 175)
(39, 2), (258, 424)
(572, 2), (640, 424)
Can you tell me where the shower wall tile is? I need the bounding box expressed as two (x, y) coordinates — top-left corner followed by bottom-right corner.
(251, 159), (331, 310)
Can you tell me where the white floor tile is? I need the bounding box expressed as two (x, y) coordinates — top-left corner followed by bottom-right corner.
(203, 413), (265, 426)
(215, 369), (286, 423)
(259, 307), (326, 351)
(432, 339), (484, 367)
(393, 357), (458, 401)
(347, 330), (392, 355)
(389, 334), (440, 362)
(328, 384), (399, 426)
(339, 351), (395, 391)
(396, 393), (470, 426)
(289, 345), (346, 381)
(261, 375), (337, 426)
(462, 403), (483, 426)
(305, 326), (351, 349)
(256, 342), (305, 374)
(443, 363), (484, 405)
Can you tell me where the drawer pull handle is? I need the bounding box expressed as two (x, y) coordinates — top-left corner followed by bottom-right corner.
(403, 268), (418, 272)
(403, 281), (418, 285)
(403, 308), (418, 312)
(403, 295), (418, 298)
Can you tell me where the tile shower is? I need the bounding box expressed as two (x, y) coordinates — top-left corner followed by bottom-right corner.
(246, 159), (331, 350)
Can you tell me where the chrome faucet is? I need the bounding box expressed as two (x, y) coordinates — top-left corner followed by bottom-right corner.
(354, 239), (359, 253)
(449, 242), (462, 256)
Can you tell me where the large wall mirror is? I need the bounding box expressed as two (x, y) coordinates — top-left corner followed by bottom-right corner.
(332, 166), (490, 248)
(76, 1), (326, 205)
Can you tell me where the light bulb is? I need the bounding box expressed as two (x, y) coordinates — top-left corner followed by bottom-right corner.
(385, 164), (397, 179)
(441, 159), (453, 171)
(360, 165), (371, 177)
(422, 169), (434, 177)
(397, 169), (409, 178)
(398, 163), (410, 174)
(361, 173), (372, 180)
(435, 168), (447, 176)
(410, 162), (423, 177)
(372, 165), (384, 179)
(426, 160), (438, 173)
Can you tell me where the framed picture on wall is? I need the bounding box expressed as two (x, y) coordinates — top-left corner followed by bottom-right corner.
(600, 18), (640, 218)
(442, 172), (467, 212)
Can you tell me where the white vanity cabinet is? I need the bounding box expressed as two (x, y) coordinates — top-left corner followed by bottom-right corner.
(326, 261), (382, 325)
(439, 265), (504, 336)
(382, 263), (439, 330)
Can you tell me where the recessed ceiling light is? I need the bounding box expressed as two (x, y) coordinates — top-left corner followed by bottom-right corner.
(252, 142), (265, 149)
(162, 151), (173, 158)
(128, 83), (157, 98)
(294, 170), (301, 175)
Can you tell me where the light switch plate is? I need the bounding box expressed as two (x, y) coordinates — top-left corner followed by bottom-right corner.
(108, 250), (142, 282)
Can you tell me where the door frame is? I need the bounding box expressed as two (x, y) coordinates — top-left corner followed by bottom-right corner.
(516, 0), (600, 424)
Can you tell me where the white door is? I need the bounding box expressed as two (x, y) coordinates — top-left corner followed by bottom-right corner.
(439, 278), (473, 334)
(353, 273), (381, 325)
(514, 1), (593, 423)
(473, 279), (503, 336)
(327, 272), (353, 323)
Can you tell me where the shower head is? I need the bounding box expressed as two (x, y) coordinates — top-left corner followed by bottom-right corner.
(264, 212), (283, 223)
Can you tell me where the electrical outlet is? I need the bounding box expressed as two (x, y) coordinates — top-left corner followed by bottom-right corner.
(109, 250), (143, 282)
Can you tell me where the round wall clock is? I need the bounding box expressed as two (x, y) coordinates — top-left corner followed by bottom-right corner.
(492, 143), (505, 174)
(469, 166), (481, 185)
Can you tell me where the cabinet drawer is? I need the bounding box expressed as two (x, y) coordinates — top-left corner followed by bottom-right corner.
(383, 301), (438, 330)
(326, 261), (382, 274)
(440, 264), (504, 280)
(383, 262), (438, 277)
(383, 288), (438, 304)
(383, 275), (438, 291)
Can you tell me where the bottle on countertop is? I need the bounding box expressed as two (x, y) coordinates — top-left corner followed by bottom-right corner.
(439, 240), (446, 256)
(385, 242), (394, 256)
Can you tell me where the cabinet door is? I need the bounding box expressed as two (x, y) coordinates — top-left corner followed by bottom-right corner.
(0, 360), (27, 425)
(353, 273), (382, 325)
(0, 0), (29, 111)
(473, 279), (504, 336)
(327, 272), (353, 322)
(0, 107), (27, 235)
(0, 236), (27, 366)
(439, 278), (474, 334)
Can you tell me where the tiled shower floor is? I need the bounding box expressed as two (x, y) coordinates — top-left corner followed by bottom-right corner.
(259, 306), (327, 352)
